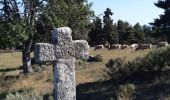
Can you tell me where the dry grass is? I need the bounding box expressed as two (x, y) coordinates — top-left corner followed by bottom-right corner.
(0, 48), (151, 97)
(0, 52), (22, 68)
(0, 66), (53, 96)
(90, 48), (151, 63)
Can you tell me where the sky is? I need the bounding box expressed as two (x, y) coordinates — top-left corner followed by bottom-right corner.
(88, 0), (164, 26)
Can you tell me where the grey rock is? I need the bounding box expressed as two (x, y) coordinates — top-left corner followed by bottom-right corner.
(34, 27), (89, 100)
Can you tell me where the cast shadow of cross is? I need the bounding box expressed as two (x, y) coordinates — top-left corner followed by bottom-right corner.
(34, 27), (89, 100)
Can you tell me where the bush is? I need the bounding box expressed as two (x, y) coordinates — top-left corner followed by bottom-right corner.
(87, 54), (103, 62)
(117, 83), (135, 100)
(105, 58), (127, 80)
(5, 91), (43, 100)
(130, 46), (170, 73)
(105, 46), (170, 80)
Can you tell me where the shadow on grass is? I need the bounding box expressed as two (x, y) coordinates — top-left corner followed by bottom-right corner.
(135, 83), (170, 100)
(76, 80), (117, 100)
(0, 67), (21, 73)
(76, 70), (170, 100)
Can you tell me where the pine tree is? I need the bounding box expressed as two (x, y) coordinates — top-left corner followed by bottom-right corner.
(151, 0), (170, 42)
(134, 23), (145, 43)
(103, 8), (118, 45)
(117, 20), (130, 44)
(125, 26), (135, 44)
(88, 17), (104, 45)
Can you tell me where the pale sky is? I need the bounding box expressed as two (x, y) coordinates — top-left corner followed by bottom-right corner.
(88, 0), (164, 26)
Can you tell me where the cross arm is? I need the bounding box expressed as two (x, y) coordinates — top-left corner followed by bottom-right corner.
(73, 40), (89, 60)
(34, 43), (55, 63)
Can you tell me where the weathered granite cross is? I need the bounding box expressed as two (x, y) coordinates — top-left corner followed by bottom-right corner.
(34, 27), (89, 100)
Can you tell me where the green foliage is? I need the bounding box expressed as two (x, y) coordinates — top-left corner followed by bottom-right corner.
(87, 54), (103, 62)
(0, 20), (27, 49)
(134, 23), (145, 43)
(125, 26), (135, 44)
(117, 83), (135, 100)
(151, 0), (170, 42)
(93, 54), (103, 62)
(103, 8), (118, 45)
(130, 46), (170, 72)
(117, 20), (131, 44)
(106, 46), (170, 80)
(88, 17), (104, 45)
(0, 0), (94, 49)
(117, 21), (146, 44)
(44, 0), (94, 40)
(5, 91), (43, 100)
(105, 58), (126, 79)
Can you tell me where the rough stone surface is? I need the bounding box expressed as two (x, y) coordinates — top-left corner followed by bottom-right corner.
(34, 27), (89, 100)
(53, 58), (76, 100)
(34, 27), (89, 62)
(34, 43), (54, 63)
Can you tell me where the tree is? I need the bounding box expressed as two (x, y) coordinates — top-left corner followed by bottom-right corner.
(103, 8), (118, 45)
(88, 17), (104, 46)
(133, 23), (145, 43)
(0, 0), (94, 73)
(0, 0), (37, 73)
(151, 0), (170, 42)
(0, 0), (25, 49)
(44, 0), (94, 40)
(125, 26), (135, 44)
(117, 20), (130, 44)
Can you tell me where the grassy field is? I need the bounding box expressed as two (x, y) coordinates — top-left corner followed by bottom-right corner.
(0, 52), (22, 68)
(0, 48), (152, 99)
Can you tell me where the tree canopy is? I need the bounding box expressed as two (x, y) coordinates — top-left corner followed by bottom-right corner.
(151, 0), (170, 42)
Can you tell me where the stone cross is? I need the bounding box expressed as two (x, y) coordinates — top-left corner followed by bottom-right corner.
(34, 27), (89, 100)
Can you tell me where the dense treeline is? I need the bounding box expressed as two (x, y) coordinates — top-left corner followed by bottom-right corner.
(151, 0), (170, 42)
(88, 7), (169, 46)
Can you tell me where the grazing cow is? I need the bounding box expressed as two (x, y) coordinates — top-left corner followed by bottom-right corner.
(135, 43), (152, 51)
(109, 44), (121, 50)
(121, 44), (130, 49)
(156, 41), (168, 48)
(104, 44), (110, 49)
(94, 45), (104, 50)
(130, 44), (138, 49)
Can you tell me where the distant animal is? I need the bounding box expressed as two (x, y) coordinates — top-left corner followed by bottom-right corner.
(109, 44), (121, 50)
(135, 43), (152, 51)
(156, 41), (168, 48)
(104, 44), (110, 49)
(94, 45), (104, 50)
(121, 44), (129, 49)
(130, 44), (138, 49)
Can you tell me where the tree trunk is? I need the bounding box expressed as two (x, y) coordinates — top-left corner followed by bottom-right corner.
(22, 39), (33, 73)
(22, 0), (35, 74)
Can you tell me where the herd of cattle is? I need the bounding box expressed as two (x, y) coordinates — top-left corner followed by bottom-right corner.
(94, 41), (169, 51)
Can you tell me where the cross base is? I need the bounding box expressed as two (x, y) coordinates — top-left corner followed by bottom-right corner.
(53, 58), (76, 100)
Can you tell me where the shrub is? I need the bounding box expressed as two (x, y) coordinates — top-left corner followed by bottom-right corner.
(94, 54), (103, 62)
(32, 65), (42, 72)
(5, 91), (43, 100)
(87, 54), (103, 62)
(130, 46), (170, 73)
(117, 83), (135, 100)
(106, 46), (170, 80)
(105, 58), (126, 80)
